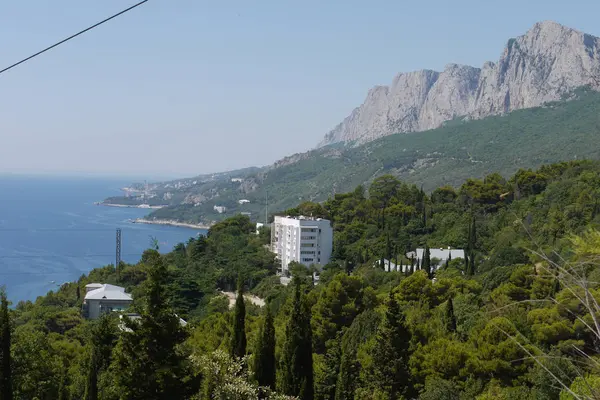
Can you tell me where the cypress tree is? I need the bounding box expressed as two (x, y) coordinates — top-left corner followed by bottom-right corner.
(253, 305), (276, 389)
(464, 252), (469, 274)
(0, 289), (12, 400)
(76, 285), (81, 301)
(386, 233), (392, 260)
(370, 292), (413, 399)
(444, 298), (457, 333)
(231, 279), (247, 359)
(281, 280), (314, 399)
(467, 251), (476, 276)
(423, 245), (432, 279)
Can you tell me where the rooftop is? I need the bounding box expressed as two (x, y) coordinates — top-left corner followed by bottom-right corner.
(84, 284), (133, 301)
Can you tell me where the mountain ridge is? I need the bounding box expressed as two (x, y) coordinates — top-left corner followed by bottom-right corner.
(318, 21), (600, 147)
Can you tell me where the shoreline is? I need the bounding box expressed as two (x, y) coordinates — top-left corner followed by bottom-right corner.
(132, 218), (211, 230)
(95, 202), (166, 210)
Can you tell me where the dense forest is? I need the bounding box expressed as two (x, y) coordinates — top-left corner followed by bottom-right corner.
(2, 160), (600, 399)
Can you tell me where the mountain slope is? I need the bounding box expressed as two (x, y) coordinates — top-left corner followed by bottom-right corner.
(105, 87), (600, 225)
(318, 21), (600, 147)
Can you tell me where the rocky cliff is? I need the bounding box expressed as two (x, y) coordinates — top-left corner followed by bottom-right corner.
(318, 21), (600, 147)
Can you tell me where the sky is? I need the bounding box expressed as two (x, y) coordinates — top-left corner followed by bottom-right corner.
(1, 0), (600, 179)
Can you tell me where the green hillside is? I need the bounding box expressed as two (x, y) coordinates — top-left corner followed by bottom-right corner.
(143, 87), (600, 224)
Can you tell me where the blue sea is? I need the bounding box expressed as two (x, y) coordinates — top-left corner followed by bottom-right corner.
(0, 176), (206, 302)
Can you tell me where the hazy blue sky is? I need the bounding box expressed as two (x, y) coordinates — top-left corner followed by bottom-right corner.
(1, 0), (599, 178)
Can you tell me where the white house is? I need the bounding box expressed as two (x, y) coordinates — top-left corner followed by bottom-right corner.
(270, 215), (333, 275)
(83, 283), (133, 319)
(213, 205), (227, 214)
(118, 313), (187, 332)
(238, 199), (250, 204)
(415, 247), (465, 270)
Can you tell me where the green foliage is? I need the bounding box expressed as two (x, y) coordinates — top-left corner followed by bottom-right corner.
(113, 251), (195, 399)
(253, 305), (276, 389)
(281, 282), (314, 400)
(10, 159), (600, 400)
(366, 292), (413, 399)
(0, 289), (12, 400)
(231, 280), (247, 359)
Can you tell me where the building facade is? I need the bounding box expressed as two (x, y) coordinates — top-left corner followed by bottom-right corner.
(271, 215), (333, 274)
(82, 283), (133, 320)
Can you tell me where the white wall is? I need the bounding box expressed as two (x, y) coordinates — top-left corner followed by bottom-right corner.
(271, 216), (333, 274)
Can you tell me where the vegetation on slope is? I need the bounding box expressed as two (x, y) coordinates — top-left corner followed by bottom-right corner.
(3, 160), (600, 399)
(140, 87), (600, 225)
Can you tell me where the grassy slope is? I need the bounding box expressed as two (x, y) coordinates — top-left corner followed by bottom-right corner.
(149, 88), (600, 223)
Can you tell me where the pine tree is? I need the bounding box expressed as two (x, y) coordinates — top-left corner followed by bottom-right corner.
(369, 292), (413, 399)
(231, 279), (247, 359)
(114, 250), (192, 399)
(253, 305), (276, 389)
(0, 289), (12, 400)
(281, 280), (314, 399)
(444, 298), (457, 333)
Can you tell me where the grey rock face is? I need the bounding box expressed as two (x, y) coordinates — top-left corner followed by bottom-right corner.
(318, 21), (600, 147)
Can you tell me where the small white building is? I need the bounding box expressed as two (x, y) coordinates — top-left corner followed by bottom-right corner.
(213, 205), (227, 214)
(270, 215), (333, 275)
(238, 199), (250, 204)
(415, 247), (465, 270)
(83, 283), (133, 320)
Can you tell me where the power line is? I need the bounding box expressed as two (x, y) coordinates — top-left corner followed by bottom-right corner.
(0, 0), (149, 76)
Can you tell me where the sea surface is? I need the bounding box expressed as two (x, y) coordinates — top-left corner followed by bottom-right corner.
(0, 176), (206, 302)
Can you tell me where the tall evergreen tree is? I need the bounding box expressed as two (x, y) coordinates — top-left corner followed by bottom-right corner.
(84, 314), (117, 400)
(0, 289), (12, 400)
(231, 278), (247, 359)
(281, 280), (314, 400)
(253, 305), (276, 389)
(113, 250), (193, 400)
(467, 251), (476, 276)
(423, 245), (432, 279)
(444, 298), (457, 333)
(369, 292), (413, 399)
(315, 332), (342, 400)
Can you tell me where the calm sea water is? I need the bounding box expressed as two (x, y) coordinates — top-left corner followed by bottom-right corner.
(0, 176), (205, 302)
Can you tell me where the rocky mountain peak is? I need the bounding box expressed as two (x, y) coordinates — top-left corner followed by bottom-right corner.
(318, 22), (600, 148)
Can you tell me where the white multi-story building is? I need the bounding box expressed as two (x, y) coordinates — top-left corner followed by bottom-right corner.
(271, 215), (333, 274)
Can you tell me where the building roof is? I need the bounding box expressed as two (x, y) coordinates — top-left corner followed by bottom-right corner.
(84, 284), (133, 301)
(416, 248), (465, 262)
(85, 283), (104, 290)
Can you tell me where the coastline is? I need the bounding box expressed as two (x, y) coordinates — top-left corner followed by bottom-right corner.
(95, 202), (165, 210)
(132, 218), (211, 230)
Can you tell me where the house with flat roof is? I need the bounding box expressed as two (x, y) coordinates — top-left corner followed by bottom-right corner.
(83, 283), (133, 319)
(415, 247), (465, 270)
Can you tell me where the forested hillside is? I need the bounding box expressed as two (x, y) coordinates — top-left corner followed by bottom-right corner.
(3, 160), (600, 399)
(136, 87), (600, 225)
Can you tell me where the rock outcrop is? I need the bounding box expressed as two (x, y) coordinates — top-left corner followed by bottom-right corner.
(318, 21), (600, 147)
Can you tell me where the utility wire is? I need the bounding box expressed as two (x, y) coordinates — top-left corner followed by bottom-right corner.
(0, 0), (149, 76)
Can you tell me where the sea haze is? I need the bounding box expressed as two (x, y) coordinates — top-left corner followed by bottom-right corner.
(0, 176), (206, 302)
